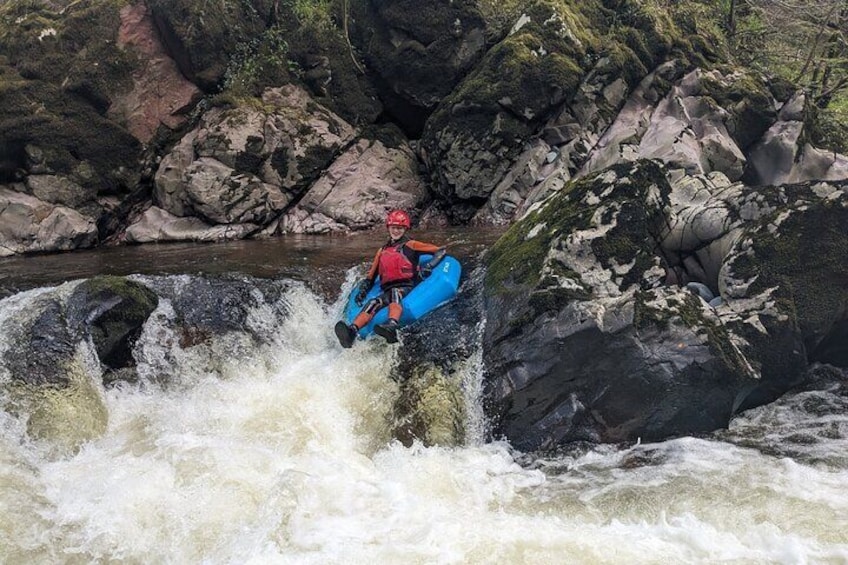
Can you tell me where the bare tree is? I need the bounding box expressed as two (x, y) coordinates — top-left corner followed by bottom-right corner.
(731, 0), (848, 109)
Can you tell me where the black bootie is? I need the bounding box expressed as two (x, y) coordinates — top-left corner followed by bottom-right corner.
(374, 319), (399, 344)
(334, 321), (357, 348)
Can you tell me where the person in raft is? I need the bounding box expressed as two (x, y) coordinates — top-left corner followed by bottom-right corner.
(334, 209), (446, 348)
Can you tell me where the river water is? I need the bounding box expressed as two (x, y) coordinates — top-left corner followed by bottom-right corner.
(1, 231), (847, 564)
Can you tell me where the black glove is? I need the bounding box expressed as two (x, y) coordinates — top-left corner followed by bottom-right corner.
(420, 248), (447, 278)
(355, 279), (371, 305)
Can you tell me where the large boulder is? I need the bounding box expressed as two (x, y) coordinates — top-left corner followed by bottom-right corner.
(419, 1), (595, 217)
(0, 276), (158, 451)
(127, 274), (294, 386)
(3, 276), (158, 386)
(717, 180), (848, 403)
(582, 68), (766, 181)
(283, 128), (428, 233)
(0, 187), (98, 256)
(153, 85), (355, 234)
(66, 276), (159, 371)
(419, 0), (684, 222)
(482, 159), (848, 450)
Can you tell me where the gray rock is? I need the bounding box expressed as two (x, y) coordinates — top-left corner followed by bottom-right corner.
(154, 85), (355, 230)
(287, 136), (428, 232)
(481, 160), (848, 450)
(124, 206), (260, 243)
(0, 188), (98, 256)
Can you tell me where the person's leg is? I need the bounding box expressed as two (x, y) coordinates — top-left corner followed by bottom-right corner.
(375, 287), (408, 343)
(335, 295), (387, 348)
(353, 294), (388, 329)
(387, 287), (406, 323)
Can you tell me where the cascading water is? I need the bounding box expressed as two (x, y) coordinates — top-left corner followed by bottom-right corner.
(1, 268), (846, 564)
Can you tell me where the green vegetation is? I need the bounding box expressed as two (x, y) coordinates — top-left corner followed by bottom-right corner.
(721, 0), (847, 151)
(0, 0), (134, 107)
(221, 24), (294, 99)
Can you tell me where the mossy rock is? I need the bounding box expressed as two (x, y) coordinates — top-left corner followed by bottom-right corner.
(67, 275), (159, 370)
(700, 68), (777, 150)
(280, 17), (381, 126)
(634, 290), (752, 378)
(485, 159), (670, 294)
(0, 78), (141, 193)
(0, 0), (136, 111)
(728, 186), (848, 360)
(807, 106), (848, 155)
(7, 348), (109, 454)
(147, 0), (269, 90)
(392, 364), (466, 447)
(199, 0), (379, 125)
(0, 1), (142, 192)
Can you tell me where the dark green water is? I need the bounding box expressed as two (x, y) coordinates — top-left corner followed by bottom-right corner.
(0, 227), (506, 298)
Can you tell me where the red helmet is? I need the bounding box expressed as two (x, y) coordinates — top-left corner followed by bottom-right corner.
(386, 209), (411, 229)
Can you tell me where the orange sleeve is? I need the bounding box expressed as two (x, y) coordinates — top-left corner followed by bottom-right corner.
(406, 240), (442, 254)
(365, 248), (382, 282)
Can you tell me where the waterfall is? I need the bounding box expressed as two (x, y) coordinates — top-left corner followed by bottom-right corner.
(0, 274), (846, 564)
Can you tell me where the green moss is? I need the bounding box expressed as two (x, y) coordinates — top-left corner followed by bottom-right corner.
(484, 181), (588, 292)
(528, 285), (592, 316)
(736, 197), (848, 342)
(808, 105), (848, 155)
(393, 364), (466, 447)
(0, 78), (140, 192)
(7, 349), (108, 454)
(452, 32), (583, 123)
(0, 0), (135, 110)
(485, 160), (670, 294)
(700, 69), (777, 149)
(81, 276), (158, 317)
(424, 0), (597, 143)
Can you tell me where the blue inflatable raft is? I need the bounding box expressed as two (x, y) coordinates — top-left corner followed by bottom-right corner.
(343, 254), (462, 339)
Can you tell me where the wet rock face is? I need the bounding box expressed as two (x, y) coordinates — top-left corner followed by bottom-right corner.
(285, 132), (428, 233)
(481, 160), (848, 450)
(140, 274), (292, 346)
(3, 277), (159, 387)
(419, 2), (595, 214)
(352, 0), (489, 135)
(109, 2), (202, 144)
(66, 277), (159, 371)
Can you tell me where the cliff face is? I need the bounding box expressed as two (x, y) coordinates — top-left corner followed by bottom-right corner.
(0, 0), (845, 254)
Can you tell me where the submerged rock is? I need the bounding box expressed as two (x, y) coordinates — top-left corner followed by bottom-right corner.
(0, 276), (157, 452)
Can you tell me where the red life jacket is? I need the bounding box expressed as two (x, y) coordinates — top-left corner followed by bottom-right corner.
(379, 242), (415, 286)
